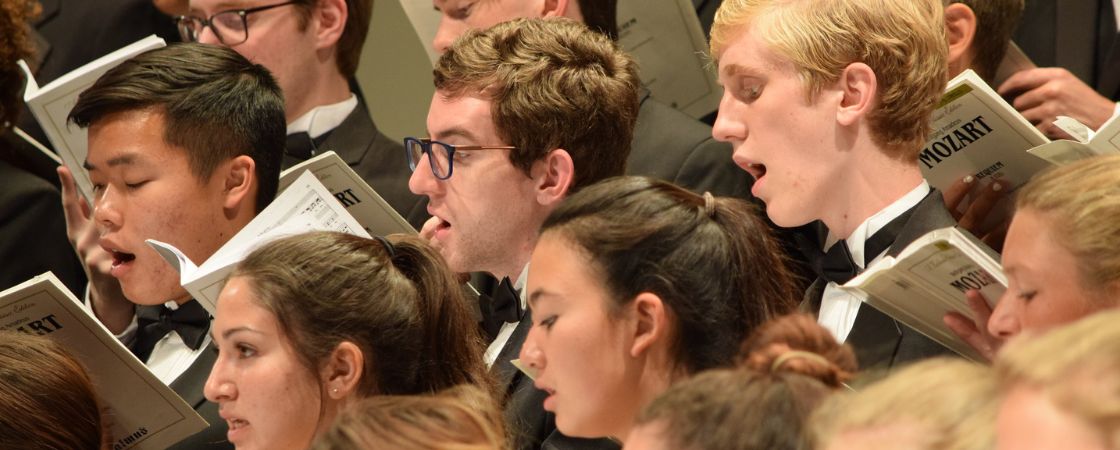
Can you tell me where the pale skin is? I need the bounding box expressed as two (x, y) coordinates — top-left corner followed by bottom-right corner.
(712, 25), (924, 239)
(519, 234), (678, 442)
(205, 276), (364, 449)
(943, 208), (1119, 361)
(187, 0), (351, 122)
(409, 92), (574, 281)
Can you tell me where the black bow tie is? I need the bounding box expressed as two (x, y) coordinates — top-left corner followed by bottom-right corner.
(805, 207), (916, 285)
(480, 277), (524, 340)
(132, 300), (211, 362)
(285, 131), (327, 160)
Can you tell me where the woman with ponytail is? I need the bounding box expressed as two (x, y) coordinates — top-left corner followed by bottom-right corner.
(205, 232), (492, 450)
(517, 176), (799, 443)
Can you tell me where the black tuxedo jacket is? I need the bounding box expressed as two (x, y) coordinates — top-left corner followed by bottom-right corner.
(281, 97), (429, 230)
(494, 316), (619, 450)
(802, 189), (958, 371)
(628, 92), (752, 200)
(0, 151), (85, 295)
(165, 343), (231, 449)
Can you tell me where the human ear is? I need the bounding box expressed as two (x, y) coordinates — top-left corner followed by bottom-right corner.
(835, 62), (877, 127)
(540, 0), (574, 18)
(629, 293), (668, 358)
(322, 341), (364, 399)
(532, 149), (574, 207)
(221, 155), (256, 212)
(944, 3), (978, 79)
(312, 0), (348, 50)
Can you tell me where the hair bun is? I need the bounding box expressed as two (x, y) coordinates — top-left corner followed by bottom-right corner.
(740, 314), (858, 388)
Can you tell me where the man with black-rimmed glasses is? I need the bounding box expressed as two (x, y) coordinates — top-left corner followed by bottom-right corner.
(176, 0), (428, 228)
(407, 18), (637, 450)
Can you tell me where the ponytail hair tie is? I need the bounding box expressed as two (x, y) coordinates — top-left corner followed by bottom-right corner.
(770, 350), (830, 373)
(374, 235), (396, 259)
(702, 191), (716, 217)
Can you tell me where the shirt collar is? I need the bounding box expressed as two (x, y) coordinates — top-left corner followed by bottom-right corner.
(827, 180), (930, 268)
(286, 94), (358, 139)
(515, 263), (530, 310)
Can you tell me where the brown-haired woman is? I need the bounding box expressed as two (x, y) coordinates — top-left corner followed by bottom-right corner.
(624, 313), (856, 450)
(517, 176), (799, 443)
(0, 330), (106, 449)
(205, 232), (493, 450)
(311, 384), (506, 450)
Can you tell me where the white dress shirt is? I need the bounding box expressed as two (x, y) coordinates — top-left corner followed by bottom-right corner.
(81, 293), (211, 385)
(484, 264), (530, 367)
(818, 181), (931, 343)
(286, 94), (358, 139)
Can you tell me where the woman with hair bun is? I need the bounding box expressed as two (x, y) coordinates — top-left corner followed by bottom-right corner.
(518, 176), (799, 443)
(205, 232), (493, 450)
(624, 313), (856, 450)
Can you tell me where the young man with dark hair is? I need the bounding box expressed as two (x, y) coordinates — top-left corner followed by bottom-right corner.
(60, 43), (285, 449)
(177, 0), (427, 226)
(410, 18), (637, 450)
(430, 0), (751, 201)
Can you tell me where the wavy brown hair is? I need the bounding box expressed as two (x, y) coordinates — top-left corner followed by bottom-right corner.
(434, 18), (640, 193)
(232, 231), (494, 397)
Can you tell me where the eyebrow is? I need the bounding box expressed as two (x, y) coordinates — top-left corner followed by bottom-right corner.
(430, 126), (479, 143)
(217, 326), (264, 340)
(721, 63), (766, 79)
(82, 152), (141, 171)
(527, 289), (560, 309)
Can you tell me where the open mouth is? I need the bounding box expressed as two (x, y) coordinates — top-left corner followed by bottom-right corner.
(109, 249), (136, 268)
(228, 418), (249, 430)
(744, 162), (767, 180)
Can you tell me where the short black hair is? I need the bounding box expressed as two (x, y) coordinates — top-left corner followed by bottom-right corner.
(69, 43), (285, 212)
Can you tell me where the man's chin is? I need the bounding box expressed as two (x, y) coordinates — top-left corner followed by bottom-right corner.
(121, 284), (190, 307)
(766, 206), (814, 229)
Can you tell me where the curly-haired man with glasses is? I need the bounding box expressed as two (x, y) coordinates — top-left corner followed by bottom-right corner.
(407, 17), (638, 450)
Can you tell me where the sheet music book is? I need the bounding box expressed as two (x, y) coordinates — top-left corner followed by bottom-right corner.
(842, 227), (1005, 361)
(19, 35), (166, 202)
(0, 272), (207, 449)
(146, 170), (370, 313)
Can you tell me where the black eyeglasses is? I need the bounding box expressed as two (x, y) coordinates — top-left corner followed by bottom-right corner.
(175, 0), (298, 46)
(405, 137), (516, 180)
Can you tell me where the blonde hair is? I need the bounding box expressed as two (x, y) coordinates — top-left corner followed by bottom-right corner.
(310, 385), (507, 450)
(811, 358), (996, 450)
(709, 0), (948, 158)
(1014, 155), (1120, 293)
(995, 309), (1120, 448)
